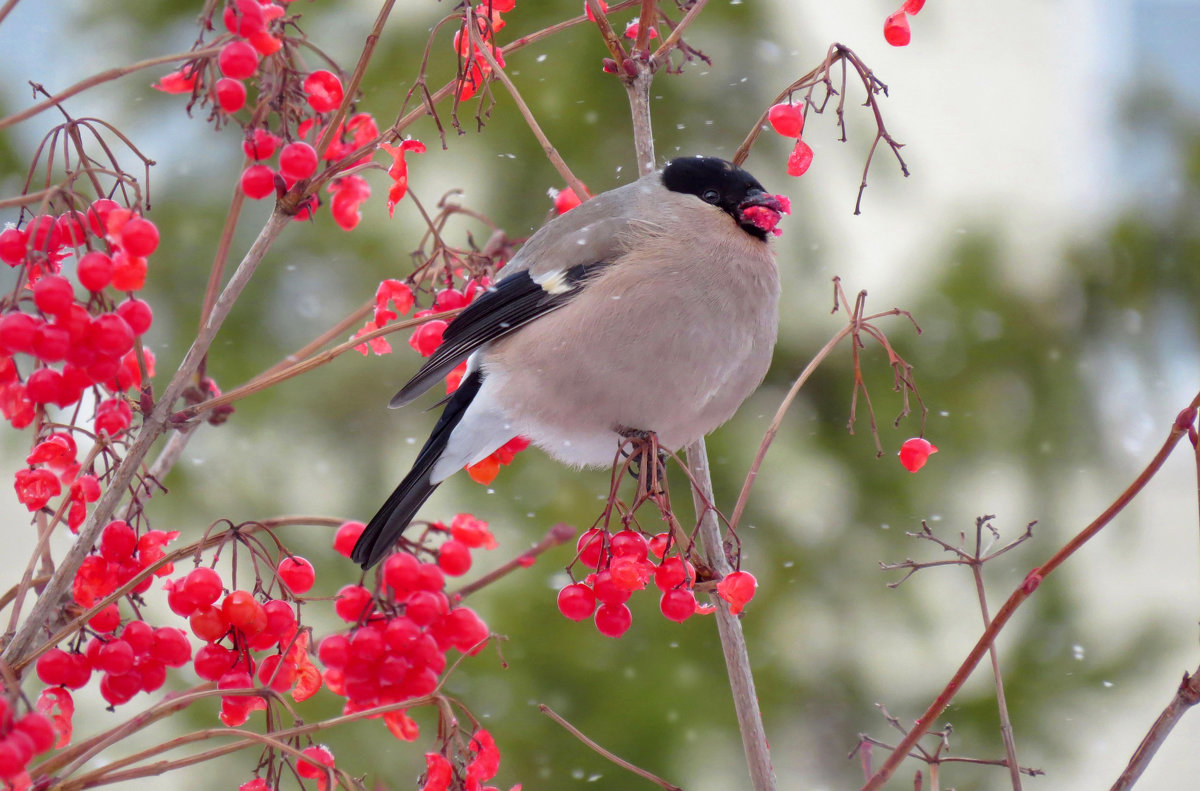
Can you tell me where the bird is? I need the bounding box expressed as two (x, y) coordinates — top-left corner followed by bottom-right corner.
(352, 155), (790, 569)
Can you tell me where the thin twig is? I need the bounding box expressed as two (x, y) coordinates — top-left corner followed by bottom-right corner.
(539, 704), (682, 791)
(0, 47), (222, 132)
(1110, 664), (1200, 790)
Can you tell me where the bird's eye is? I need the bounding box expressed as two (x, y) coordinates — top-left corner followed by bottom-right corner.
(701, 188), (720, 204)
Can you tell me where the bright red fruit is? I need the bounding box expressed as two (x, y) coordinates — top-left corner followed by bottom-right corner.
(659, 588), (697, 622)
(189, 605), (229, 642)
(898, 437), (938, 472)
(100, 521), (138, 562)
(218, 41), (259, 79)
(787, 139), (814, 177)
(767, 102), (805, 138)
(222, 590), (266, 634)
(120, 217), (159, 257)
(332, 521), (365, 557)
(25, 368), (64, 404)
(303, 70), (344, 113)
(436, 539), (472, 575)
(241, 165), (277, 199)
(576, 527), (605, 568)
(223, 0), (266, 37)
(884, 11), (911, 46)
(716, 570), (757, 615)
(184, 567), (223, 606)
(243, 128), (280, 160)
(556, 583), (596, 621)
(297, 745), (335, 779)
(277, 556), (315, 593)
(33, 275), (75, 317)
(408, 320), (447, 357)
(594, 602), (632, 637)
(278, 141), (318, 181)
(94, 398), (133, 437)
(334, 584), (372, 622)
(215, 78), (247, 113)
(902, 0), (925, 13)
(0, 228), (27, 265)
(116, 298), (153, 334)
(88, 314), (135, 357)
(0, 313), (39, 354)
(77, 251), (114, 291)
(584, 0), (609, 22)
(553, 186), (584, 215)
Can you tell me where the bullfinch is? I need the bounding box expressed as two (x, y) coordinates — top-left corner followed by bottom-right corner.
(352, 156), (789, 569)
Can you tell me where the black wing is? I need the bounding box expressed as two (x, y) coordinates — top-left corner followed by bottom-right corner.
(390, 262), (607, 407)
(352, 368), (485, 569)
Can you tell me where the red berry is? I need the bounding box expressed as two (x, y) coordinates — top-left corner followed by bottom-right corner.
(576, 527), (605, 568)
(787, 139), (814, 177)
(278, 141), (318, 181)
(215, 78), (247, 113)
(110, 251), (148, 291)
(90, 602), (121, 632)
(223, 0), (266, 37)
(243, 129), (279, 160)
(317, 633), (350, 668)
(594, 602), (632, 637)
(297, 745), (335, 779)
(654, 556), (694, 591)
(332, 521), (365, 557)
(222, 590), (266, 634)
(27, 214), (61, 252)
(36, 648), (73, 686)
(96, 639), (135, 674)
(442, 607), (489, 653)
(88, 313), (135, 357)
(584, 0), (609, 22)
(277, 555), (315, 593)
(137, 657), (167, 692)
(261, 598), (296, 640)
(123, 619), (155, 654)
(57, 211), (88, 247)
(884, 11), (911, 46)
(715, 570), (757, 615)
(0, 228), (27, 265)
(100, 671), (141, 705)
(219, 41), (259, 80)
(609, 529), (648, 561)
(100, 520), (138, 562)
(240, 165), (277, 200)
(77, 251), (114, 291)
(767, 102), (805, 138)
(189, 605), (230, 642)
(405, 590), (448, 626)
(120, 217), (159, 257)
(437, 539), (472, 576)
(902, 0), (925, 14)
(553, 187), (583, 215)
(257, 653), (296, 692)
(151, 626), (192, 667)
(659, 588), (697, 622)
(334, 584), (372, 622)
(25, 368), (64, 404)
(0, 313), (39, 354)
(94, 397), (132, 437)
(383, 551), (420, 596)
(556, 583), (596, 621)
(14, 712), (55, 755)
(898, 437), (938, 472)
(591, 570), (630, 605)
(303, 70), (344, 113)
(33, 275), (75, 317)
(0, 738), (26, 777)
(116, 298), (153, 335)
(193, 642), (236, 680)
(408, 320), (446, 357)
(85, 199), (119, 236)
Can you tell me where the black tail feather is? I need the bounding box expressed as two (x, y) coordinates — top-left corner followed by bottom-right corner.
(352, 369), (484, 569)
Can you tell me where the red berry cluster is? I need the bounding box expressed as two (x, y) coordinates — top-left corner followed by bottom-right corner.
(884, 0), (926, 47)
(453, 1), (515, 101)
(73, 520), (178, 614)
(420, 728), (509, 791)
(16, 433), (100, 529)
(319, 520), (492, 736)
(557, 529), (704, 637)
(0, 697), (58, 783)
(37, 621), (191, 708)
(766, 102), (814, 178)
(164, 564), (320, 725)
(0, 199), (157, 435)
(557, 529), (762, 635)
